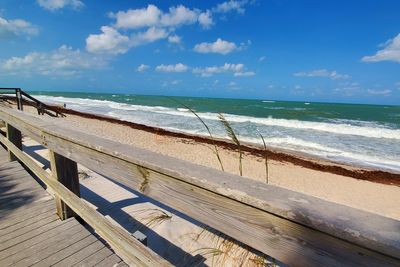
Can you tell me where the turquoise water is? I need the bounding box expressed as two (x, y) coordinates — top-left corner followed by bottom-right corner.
(32, 92), (400, 172)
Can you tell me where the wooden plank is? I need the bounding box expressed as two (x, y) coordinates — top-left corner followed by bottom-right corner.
(1, 108), (399, 265)
(0, 213), (58, 244)
(5, 122), (22, 161)
(0, 219), (80, 264)
(52, 240), (105, 267)
(0, 200), (54, 225)
(49, 150), (80, 220)
(0, 176), (43, 193)
(95, 254), (124, 267)
(30, 235), (98, 267)
(12, 225), (92, 267)
(0, 194), (51, 212)
(72, 246), (114, 267)
(0, 219), (64, 252)
(0, 209), (55, 236)
(0, 133), (171, 267)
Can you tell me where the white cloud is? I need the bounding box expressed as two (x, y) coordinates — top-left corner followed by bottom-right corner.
(111, 4), (204, 30)
(367, 89), (392, 96)
(86, 26), (130, 55)
(86, 26), (167, 55)
(258, 56), (266, 62)
(88, 3), (250, 55)
(198, 10), (213, 29)
(333, 82), (360, 97)
(160, 5), (198, 27)
(213, 0), (248, 14)
(194, 38), (238, 55)
(111, 4), (161, 29)
(130, 27), (168, 47)
(168, 34), (181, 44)
(193, 63), (246, 77)
(294, 69), (350, 80)
(171, 80), (181, 85)
(137, 64), (149, 72)
(156, 63), (188, 72)
(0, 16), (38, 38)
(234, 71), (255, 77)
(228, 81), (240, 90)
(0, 45), (106, 77)
(37, 0), (84, 11)
(362, 33), (400, 63)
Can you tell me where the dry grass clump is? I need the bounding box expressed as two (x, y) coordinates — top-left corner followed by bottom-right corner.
(133, 208), (173, 229)
(184, 227), (273, 267)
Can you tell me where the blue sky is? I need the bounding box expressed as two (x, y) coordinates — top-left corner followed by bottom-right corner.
(0, 0), (399, 105)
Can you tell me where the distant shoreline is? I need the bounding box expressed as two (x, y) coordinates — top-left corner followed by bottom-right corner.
(47, 104), (400, 186)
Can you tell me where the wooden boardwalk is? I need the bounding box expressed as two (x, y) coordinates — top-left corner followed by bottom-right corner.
(0, 146), (127, 267)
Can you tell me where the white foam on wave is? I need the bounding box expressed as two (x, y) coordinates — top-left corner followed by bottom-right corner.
(35, 95), (400, 171)
(36, 95), (400, 140)
(157, 127), (400, 171)
(146, 108), (400, 140)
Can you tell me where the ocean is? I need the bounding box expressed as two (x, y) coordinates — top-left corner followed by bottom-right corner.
(32, 92), (400, 173)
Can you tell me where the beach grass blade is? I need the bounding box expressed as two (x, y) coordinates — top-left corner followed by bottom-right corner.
(218, 113), (243, 176)
(259, 134), (269, 183)
(169, 98), (225, 171)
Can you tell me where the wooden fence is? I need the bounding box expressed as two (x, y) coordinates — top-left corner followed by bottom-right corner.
(0, 88), (63, 117)
(0, 106), (399, 266)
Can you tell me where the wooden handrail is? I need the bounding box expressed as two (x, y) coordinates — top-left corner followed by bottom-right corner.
(0, 88), (63, 117)
(0, 107), (399, 266)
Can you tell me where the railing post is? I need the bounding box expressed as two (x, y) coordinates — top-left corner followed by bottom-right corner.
(16, 88), (23, 111)
(49, 150), (80, 220)
(6, 123), (22, 161)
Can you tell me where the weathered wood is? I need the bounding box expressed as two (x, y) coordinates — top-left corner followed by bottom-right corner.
(6, 122), (22, 161)
(96, 254), (124, 267)
(49, 150), (80, 220)
(0, 201), (54, 229)
(0, 107), (399, 266)
(0, 220), (81, 265)
(0, 218), (79, 266)
(21, 232), (96, 267)
(0, 209), (55, 236)
(0, 219), (63, 252)
(52, 240), (106, 266)
(0, 148), (128, 267)
(0, 133), (171, 267)
(73, 246), (114, 267)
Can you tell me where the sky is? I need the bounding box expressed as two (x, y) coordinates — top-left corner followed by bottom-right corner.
(0, 0), (400, 105)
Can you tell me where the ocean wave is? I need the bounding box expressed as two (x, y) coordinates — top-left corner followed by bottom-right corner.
(145, 109), (400, 140)
(155, 127), (400, 171)
(36, 95), (400, 140)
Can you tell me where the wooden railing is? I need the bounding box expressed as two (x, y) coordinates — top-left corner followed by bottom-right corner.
(0, 88), (63, 117)
(0, 107), (399, 267)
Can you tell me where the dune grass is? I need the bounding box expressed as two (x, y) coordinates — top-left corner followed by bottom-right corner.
(133, 208), (172, 229)
(188, 226), (270, 266)
(218, 113), (243, 176)
(259, 134), (269, 183)
(170, 99), (225, 172)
